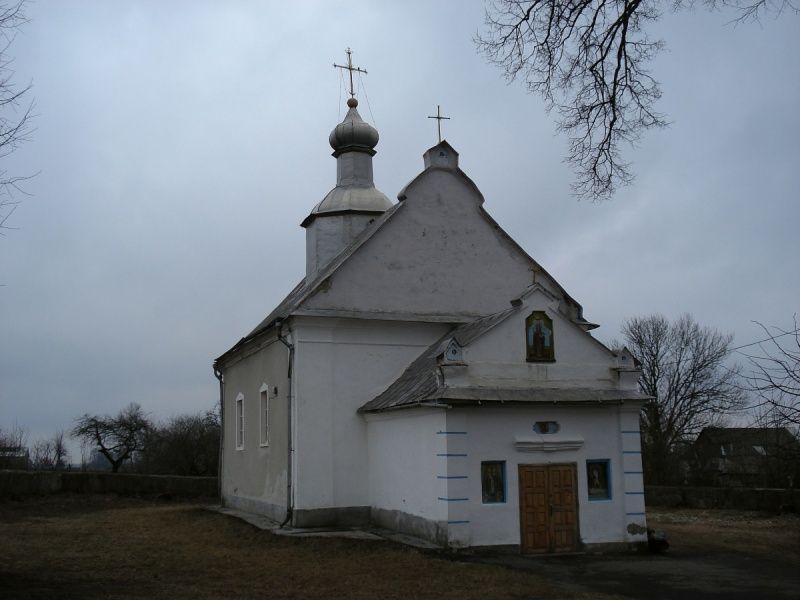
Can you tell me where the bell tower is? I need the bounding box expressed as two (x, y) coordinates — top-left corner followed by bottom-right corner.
(301, 50), (392, 278)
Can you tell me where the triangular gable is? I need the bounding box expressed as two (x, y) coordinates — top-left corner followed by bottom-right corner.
(359, 284), (648, 412)
(359, 299), (648, 413)
(301, 148), (589, 322)
(216, 142), (595, 365)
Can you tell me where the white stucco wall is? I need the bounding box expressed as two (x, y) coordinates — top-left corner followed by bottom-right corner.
(366, 409), (448, 524)
(220, 335), (291, 519)
(291, 316), (449, 512)
(305, 213), (377, 278)
(451, 404), (646, 548)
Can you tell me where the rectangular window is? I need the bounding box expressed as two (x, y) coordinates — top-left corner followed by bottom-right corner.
(259, 385), (270, 447)
(481, 461), (506, 503)
(587, 459), (611, 500)
(235, 394), (244, 450)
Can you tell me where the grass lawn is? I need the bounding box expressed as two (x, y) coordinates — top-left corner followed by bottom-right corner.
(2, 495), (797, 599)
(0, 494), (607, 600)
(647, 506), (800, 562)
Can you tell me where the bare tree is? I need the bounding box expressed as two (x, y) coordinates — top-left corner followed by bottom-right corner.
(740, 317), (800, 427)
(31, 430), (68, 470)
(0, 1), (34, 235)
(139, 410), (220, 476)
(0, 422), (28, 468)
(621, 313), (745, 483)
(72, 403), (151, 473)
(475, 1), (797, 199)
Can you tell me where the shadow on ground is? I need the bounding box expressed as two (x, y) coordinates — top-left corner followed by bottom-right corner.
(457, 546), (800, 600)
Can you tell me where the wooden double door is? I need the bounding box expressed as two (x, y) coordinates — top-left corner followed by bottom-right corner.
(518, 463), (578, 554)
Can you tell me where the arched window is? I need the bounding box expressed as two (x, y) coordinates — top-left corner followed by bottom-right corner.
(235, 393), (245, 450)
(526, 311), (555, 362)
(259, 383), (270, 447)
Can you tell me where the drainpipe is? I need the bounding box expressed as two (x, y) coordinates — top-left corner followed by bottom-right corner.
(213, 366), (224, 502)
(276, 318), (294, 527)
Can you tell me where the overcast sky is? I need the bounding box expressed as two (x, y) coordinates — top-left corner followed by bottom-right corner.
(1, 2), (798, 458)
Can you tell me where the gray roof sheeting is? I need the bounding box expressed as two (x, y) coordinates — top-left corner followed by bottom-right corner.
(214, 203), (403, 366)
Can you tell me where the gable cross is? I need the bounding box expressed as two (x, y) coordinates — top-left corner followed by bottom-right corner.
(333, 47), (368, 99)
(427, 105), (450, 143)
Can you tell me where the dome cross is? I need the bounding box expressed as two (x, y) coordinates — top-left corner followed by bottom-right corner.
(333, 48), (368, 99)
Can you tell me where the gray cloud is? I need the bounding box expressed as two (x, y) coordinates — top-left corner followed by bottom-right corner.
(1, 2), (797, 453)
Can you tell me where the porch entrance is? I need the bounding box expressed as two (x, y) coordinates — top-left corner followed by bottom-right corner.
(518, 463), (579, 554)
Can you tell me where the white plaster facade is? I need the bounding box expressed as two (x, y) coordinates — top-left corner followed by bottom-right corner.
(214, 100), (648, 552)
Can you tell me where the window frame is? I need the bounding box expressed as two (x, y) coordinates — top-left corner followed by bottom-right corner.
(235, 392), (245, 451)
(586, 459), (612, 501)
(259, 383), (270, 447)
(533, 421), (560, 434)
(525, 310), (555, 362)
(480, 460), (507, 504)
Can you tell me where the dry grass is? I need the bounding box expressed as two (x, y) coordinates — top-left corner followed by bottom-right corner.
(0, 494), (606, 600)
(647, 507), (800, 562)
(4, 495), (795, 599)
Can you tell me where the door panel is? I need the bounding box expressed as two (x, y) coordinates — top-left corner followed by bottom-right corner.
(519, 464), (578, 554)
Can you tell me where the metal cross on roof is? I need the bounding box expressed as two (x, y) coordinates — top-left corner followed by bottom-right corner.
(427, 105), (450, 143)
(333, 48), (368, 99)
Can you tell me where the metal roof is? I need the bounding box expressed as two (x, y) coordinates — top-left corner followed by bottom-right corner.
(214, 203), (404, 367)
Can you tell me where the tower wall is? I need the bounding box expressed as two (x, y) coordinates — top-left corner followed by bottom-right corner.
(305, 213), (376, 277)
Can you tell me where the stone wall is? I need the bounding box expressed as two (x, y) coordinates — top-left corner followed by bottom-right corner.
(0, 470), (218, 499)
(646, 485), (798, 512)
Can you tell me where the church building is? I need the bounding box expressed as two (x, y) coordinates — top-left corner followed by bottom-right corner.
(214, 79), (649, 553)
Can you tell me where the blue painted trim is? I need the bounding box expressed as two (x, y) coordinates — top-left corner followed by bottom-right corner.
(437, 453), (468, 457)
(623, 471), (643, 475)
(625, 491), (645, 495)
(438, 497), (469, 502)
(622, 450), (642, 454)
(437, 475), (468, 479)
(621, 430), (640, 434)
(447, 520), (470, 525)
(626, 512), (646, 516)
(437, 431), (467, 435)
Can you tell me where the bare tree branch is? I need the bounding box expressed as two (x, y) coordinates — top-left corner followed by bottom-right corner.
(31, 430), (68, 470)
(739, 316), (800, 427)
(0, 1), (34, 235)
(72, 403), (151, 473)
(476, 1), (797, 200)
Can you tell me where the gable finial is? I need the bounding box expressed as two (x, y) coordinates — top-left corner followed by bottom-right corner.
(427, 104), (451, 143)
(333, 47), (368, 100)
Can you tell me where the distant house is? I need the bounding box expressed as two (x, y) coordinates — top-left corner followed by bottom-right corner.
(693, 427), (800, 488)
(0, 445), (30, 470)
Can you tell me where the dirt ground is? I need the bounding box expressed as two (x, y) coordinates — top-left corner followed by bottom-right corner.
(462, 507), (800, 599)
(0, 494), (602, 600)
(1, 495), (798, 600)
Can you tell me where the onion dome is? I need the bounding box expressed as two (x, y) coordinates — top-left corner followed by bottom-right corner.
(328, 98), (379, 157)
